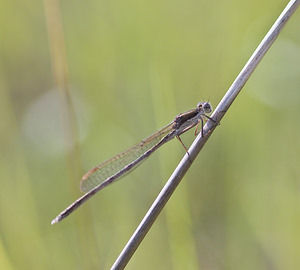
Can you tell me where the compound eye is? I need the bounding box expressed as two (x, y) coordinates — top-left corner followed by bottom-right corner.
(203, 102), (212, 113)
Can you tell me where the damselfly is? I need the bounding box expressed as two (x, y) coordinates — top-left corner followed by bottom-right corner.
(51, 102), (213, 224)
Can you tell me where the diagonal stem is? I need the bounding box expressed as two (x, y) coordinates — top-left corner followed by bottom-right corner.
(110, 1), (300, 269)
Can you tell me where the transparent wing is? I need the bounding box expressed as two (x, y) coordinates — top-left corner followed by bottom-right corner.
(80, 122), (175, 193)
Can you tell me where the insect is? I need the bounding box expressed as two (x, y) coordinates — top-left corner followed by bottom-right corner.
(51, 102), (213, 224)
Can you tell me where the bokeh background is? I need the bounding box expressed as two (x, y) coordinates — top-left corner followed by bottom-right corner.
(1, 0), (300, 269)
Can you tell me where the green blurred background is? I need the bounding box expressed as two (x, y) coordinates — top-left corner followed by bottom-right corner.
(1, 0), (300, 269)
